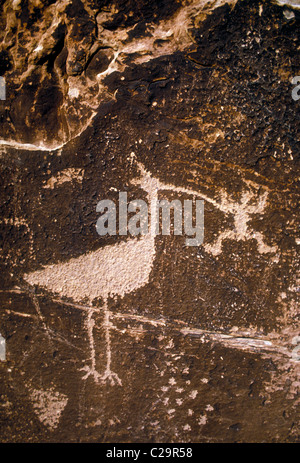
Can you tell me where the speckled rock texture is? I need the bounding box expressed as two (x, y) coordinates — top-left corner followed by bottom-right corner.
(0, 0), (299, 443)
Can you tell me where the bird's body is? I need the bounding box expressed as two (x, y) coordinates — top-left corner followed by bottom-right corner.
(25, 232), (156, 304)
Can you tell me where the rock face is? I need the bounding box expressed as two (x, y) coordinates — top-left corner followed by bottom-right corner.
(0, 0), (299, 443)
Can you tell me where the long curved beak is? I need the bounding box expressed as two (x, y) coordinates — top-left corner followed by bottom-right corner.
(129, 160), (219, 209)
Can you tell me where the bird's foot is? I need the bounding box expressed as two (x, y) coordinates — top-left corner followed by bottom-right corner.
(80, 365), (103, 383)
(101, 369), (122, 386)
(81, 366), (122, 386)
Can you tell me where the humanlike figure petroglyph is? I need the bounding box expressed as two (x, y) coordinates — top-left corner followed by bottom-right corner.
(203, 187), (278, 256)
(24, 161), (277, 386)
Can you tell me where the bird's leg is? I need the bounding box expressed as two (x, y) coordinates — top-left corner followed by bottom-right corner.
(100, 299), (122, 386)
(81, 307), (103, 383)
(81, 301), (122, 386)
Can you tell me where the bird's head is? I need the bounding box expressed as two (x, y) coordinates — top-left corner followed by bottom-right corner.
(129, 159), (205, 200)
(129, 160), (160, 196)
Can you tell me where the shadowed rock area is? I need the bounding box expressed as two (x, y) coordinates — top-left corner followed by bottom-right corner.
(0, 0), (299, 443)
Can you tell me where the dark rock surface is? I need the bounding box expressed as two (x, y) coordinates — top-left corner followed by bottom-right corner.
(0, 0), (299, 442)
